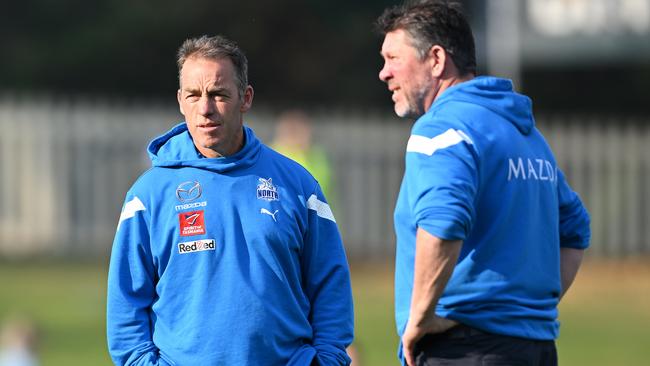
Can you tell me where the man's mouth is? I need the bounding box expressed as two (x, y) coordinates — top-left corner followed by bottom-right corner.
(198, 122), (221, 130)
(390, 87), (400, 102)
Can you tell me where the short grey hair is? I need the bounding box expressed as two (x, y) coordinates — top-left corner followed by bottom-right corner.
(177, 35), (249, 97)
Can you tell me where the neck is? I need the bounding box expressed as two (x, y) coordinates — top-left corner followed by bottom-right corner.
(425, 73), (474, 112)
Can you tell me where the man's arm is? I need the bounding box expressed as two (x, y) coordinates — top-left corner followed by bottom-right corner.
(107, 195), (169, 366)
(297, 189), (353, 366)
(402, 228), (461, 366)
(559, 247), (584, 300)
(556, 169), (590, 301)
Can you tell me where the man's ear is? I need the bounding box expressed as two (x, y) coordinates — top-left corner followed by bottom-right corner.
(177, 89), (184, 115)
(429, 45), (447, 78)
(240, 85), (254, 113)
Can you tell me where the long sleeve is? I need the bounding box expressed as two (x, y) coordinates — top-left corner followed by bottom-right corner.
(299, 187), (354, 366)
(557, 170), (591, 249)
(406, 126), (478, 241)
(107, 194), (169, 366)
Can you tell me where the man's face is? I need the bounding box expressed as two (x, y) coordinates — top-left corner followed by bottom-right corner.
(177, 57), (253, 158)
(379, 29), (435, 119)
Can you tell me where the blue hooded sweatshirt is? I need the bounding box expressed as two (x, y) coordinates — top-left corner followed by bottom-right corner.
(394, 77), (591, 347)
(107, 123), (353, 366)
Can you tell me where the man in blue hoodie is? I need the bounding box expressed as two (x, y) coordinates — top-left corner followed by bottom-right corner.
(376, 2), (591, 366)
(106, 35), (354, 366)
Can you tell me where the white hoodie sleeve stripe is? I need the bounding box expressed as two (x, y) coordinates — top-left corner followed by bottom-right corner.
(307, 194), (336, 223)
(117, 196), (146, 229)
(407, 128), (474, 156)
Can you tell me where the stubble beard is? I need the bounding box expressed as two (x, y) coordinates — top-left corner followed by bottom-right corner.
(394, 73), (432, 119)
(395, 92), (426, 120)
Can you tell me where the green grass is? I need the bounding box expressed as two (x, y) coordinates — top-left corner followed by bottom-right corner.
(350, 259), (650, 366)
(555, 259), (650, 366)
(0, 261), (111, 366)
(0, 259), (648, 366)
(350, 262), (399, 366)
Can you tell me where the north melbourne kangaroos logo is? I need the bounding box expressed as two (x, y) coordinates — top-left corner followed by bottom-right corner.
(257, 178), (279, 201)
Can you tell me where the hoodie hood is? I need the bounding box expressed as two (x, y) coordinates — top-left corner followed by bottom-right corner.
(147, 122), (261, 172)
(435, 76), (534, 135)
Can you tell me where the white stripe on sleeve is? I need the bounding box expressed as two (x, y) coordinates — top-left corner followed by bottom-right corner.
(117, 196), (146, 230)
(406, 128), (473, 156)
(306, 194), (336, 223)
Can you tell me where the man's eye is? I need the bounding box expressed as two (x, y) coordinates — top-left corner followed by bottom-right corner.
(186, 95), (200, 102)
(210, 93), (228, 100)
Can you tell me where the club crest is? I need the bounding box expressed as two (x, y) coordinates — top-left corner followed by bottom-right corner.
(257, 178), (279, 201)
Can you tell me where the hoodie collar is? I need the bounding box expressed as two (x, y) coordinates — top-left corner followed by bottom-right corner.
(432, 76), (534, 135)
(147, 122), (262, 173)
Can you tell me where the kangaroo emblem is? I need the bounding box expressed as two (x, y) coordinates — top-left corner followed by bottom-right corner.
(260, 208), (279, 222)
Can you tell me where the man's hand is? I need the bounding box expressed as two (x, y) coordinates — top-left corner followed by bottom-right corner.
(404, 230), (462, 366)
(402, 315), (458, 366)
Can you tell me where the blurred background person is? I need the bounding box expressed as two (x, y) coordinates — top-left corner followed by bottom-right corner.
(0, 317), (39, 366)
(271, 109), (334, 201)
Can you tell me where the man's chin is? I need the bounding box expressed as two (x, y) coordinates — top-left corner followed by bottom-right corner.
(395, 106), (417, 119)
(393, 100), (426, 119)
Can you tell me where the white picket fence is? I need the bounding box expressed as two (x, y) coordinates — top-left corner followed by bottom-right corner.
(0, 95), (648, 259)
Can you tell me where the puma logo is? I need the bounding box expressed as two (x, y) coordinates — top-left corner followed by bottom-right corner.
(260, 208), (279, 222)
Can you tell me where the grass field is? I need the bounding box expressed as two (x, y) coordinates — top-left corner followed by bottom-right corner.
(0, 258), (648, 365)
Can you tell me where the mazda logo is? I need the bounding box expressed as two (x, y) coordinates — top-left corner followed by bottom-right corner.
(176, 181), (202, 202)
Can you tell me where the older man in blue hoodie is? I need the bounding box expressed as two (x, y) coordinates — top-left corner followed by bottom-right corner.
(106, 35), (353, 366)
(376, 2), (591, 366)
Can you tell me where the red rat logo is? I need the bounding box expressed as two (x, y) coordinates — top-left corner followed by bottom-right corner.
(179, 210), (205, 236)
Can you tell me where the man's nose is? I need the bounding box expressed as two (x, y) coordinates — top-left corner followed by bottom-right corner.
(379, 63), (391, 82)
(198, 96), (215, 116)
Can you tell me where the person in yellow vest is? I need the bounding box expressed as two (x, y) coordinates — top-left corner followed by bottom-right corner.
(271, 109), (334, 200)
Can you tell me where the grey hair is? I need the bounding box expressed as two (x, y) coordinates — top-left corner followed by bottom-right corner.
(176, 35), (249, 97)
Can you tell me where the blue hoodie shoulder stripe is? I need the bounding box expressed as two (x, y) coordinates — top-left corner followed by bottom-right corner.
(406, 128), (474, 156)
(117, 196), (145, 229)
(306, 195), (336, 223)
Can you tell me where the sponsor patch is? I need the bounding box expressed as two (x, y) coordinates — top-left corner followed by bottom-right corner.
(179, 210), (206, 236)
(178, 239), (216, 254)
(176, 181), (202, 202)
(175, 201), (207, 212)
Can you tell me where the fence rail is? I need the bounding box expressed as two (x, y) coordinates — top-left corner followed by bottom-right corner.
(0, 96), (648, 259)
